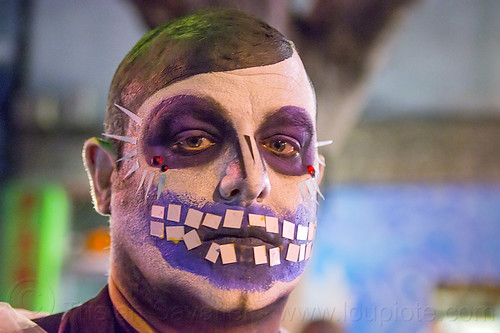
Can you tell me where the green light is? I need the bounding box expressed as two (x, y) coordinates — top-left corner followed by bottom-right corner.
(34, 185), (69, 313)
(0, 181), (69, 313)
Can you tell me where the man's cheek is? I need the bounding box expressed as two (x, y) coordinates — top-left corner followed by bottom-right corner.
(268, 174), (311, 211)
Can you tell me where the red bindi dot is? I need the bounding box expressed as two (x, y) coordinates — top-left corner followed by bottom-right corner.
(307, 165), (316, 178)
(161, 165), (169, 172)
(151, 156), (162, 166)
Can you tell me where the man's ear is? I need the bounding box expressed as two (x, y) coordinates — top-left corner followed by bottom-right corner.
(83, 138), (116, 215)
(317, 154), (325, 186)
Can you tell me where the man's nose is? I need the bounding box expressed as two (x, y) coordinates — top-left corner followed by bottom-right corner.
(218, 135), (270, 204)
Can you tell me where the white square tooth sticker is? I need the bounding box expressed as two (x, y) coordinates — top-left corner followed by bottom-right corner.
(184, 208), (204, 229)
(269, 247), (281, 266)
(183, 229), (202, 250)
(308, 222), (316, 241)
(223, 209), (244, 229)
(296, 225), (308, 241)
(307, 222), (314, 240)
(305, 242), (313, 260)
(150, 221), (164, 238)
(282, 220), (295, 240)
(253, 245), (267, 265)
(166, 226), (184, 241)
(265, 216), (279, 234)
(299, 244), (306, 261)
(166, 204), (181, 222)
(286, 243), (300, 262)
(248, 214), (266, 227)
(220, 244), (237, 264)
(151, 205), (165, 219)
(205, 243), (220, 263)
(202, 213), (222, 229)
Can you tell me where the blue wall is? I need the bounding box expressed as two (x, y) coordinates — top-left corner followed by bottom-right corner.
(310, 184), (500, 332)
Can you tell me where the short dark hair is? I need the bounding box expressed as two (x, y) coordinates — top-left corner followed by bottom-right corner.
(105, 8), (294, 155)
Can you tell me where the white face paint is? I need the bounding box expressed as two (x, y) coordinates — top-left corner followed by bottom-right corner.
(110, 52), (319, 313)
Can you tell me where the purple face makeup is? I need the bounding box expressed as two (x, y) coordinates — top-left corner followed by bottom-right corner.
(142, 95), (235, 169)
(256, 106), (315, 176)
(142, 191), (314, 291)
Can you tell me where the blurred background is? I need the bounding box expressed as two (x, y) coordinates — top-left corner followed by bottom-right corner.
(0, 1), (499, 332)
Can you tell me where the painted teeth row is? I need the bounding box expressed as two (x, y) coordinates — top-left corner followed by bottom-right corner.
(150, 221), (313, 266)
(149, 204), (316, 266)
(150, 204), (316, 241)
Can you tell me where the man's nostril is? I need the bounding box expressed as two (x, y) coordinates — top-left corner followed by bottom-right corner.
(229, 189), (240, 197)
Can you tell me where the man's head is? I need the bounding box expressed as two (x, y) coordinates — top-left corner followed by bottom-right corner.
(84, 8), (322, 328)
(105, 9), (293, 154)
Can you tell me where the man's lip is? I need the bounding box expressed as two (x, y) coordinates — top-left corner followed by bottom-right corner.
(205, 236), (272, 247)
(198, 226), (282, 247)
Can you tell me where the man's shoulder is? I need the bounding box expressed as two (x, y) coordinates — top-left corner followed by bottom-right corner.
(33, 285), (127, 333)
(32, 312), (64, 333)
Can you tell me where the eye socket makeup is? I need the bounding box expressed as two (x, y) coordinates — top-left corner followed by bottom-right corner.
(256, 106), (315, 176)
(260, 135), (300, 157)
(172, 130), (217, 155)
(141, 95), (235, 169)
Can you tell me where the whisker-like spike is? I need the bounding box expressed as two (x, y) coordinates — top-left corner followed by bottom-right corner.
(313, 178), (325, 200)
(157, 174), (166, 200)
(145, 172), (155, 199)
(102, 133), (137, 145)
(114, 103), (142, 125)
(124, 161), (139, 179)
(136, 169), (148, 194)
(298, 181), (308, 201)
(116, 149), (137, 162)
(315, 140), (333, 148)
(304, 179), (316, 199)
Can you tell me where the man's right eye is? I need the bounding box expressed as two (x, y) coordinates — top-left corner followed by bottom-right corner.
(172, 130), (216, 155)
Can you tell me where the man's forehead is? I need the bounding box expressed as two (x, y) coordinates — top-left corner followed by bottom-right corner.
(136, 52), (316, 121)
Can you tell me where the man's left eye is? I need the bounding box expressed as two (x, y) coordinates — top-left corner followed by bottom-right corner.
(261, 136), (300, 157)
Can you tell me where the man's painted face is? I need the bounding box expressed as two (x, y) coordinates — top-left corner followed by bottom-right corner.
(110, 52), (321, 311)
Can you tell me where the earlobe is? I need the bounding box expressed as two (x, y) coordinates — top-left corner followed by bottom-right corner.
(83, 138), (116, 215)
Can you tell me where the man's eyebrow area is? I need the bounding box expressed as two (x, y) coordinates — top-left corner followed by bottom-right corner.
(258, 106), (314, 138)
(143, 94), (233, 144)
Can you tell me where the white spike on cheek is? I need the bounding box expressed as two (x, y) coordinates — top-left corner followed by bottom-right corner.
(298, 181), (308, 201)
(116, 149), (137, 162)
(315, 140), (333, 147)
(114, 103), (142, 125)
(137, 169), (148, 194)
(157, 174), (166, 200)
(102, 133), (137, 145)
(124, 161), (139, 179)
(145, 172), (155, 199)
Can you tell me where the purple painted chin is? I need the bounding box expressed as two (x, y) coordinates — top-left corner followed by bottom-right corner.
(143, 192), (313, 292)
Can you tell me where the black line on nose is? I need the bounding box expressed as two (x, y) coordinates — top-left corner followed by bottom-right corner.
(244, 135), (255, 162)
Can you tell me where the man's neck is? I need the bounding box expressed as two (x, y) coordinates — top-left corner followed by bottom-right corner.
(108, 271), (287, 332)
